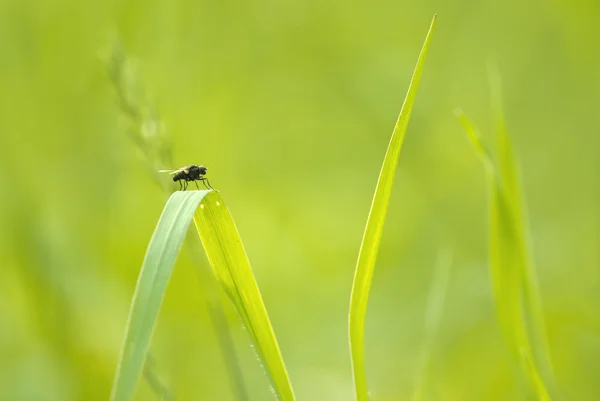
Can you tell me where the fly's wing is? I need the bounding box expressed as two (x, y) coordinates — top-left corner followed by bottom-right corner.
(159, 166), (190, 175)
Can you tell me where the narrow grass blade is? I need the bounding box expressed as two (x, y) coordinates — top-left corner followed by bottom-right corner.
(348, 14), (437, 401)
(143, 355), (174, 401)
(193, 191), (295, 401)
(111, 190), (295, 401)
(454, 111), (512, 334)
(110, 190), (211, 401)
(412, 249), (452, 401)
(454, 105), (556, 399)
(487, 67), (555, 391)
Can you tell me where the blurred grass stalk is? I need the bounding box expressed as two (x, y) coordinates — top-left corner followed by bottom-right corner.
(143, 355), (173, 401)
(454, 66), (556, 400)
(348, 14), (436, 401)
(412, 250), (452, 401)
(102, 40), (249, 400)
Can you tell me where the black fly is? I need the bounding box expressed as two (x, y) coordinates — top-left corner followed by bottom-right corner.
(159, 164), (214, 190)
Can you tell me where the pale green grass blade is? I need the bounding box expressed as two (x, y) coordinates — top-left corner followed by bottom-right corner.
(454, 110), (513, 334)
(110, 190), (211, 401)
(412, 249), (452, 401)
(348, 14), (437, 401)
(521, 349), (551, 401)
(488, 67), (555, 392)
(454, 106), (556, 399)
(111, 190), (294, 401)
(193, 191), (295, 401)
(143, 355), (174, 401)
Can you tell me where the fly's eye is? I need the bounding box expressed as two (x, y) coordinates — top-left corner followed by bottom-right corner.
(199, 167), (207, 174)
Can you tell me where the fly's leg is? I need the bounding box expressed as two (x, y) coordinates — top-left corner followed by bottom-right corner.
(194, 180), (200, 190)
(183, 181), (188, 191)
(178, 180), (183, 191)
(205, 178), (214, 190)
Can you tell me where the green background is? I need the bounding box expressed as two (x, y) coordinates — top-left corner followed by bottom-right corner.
(0, 0), (597, 400)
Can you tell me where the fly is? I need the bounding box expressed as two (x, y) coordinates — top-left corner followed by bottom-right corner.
(159, 164), (214, 190)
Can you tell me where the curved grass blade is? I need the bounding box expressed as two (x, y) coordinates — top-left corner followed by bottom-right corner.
(110, 190), (295, 401)
(348, 14), (437, 401)
(193, 192), (295, 401)
(454, 107), (556, 399)
(110, 190), (211, 401)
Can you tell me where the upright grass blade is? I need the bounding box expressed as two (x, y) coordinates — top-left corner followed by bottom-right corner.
(348, 14), (437, 401)
(487, 68), (555, 392)
(110, 190), (295, 401)
(412, 250), (452, 401)
(143, 355), (174, 401)
(454, 105), (555, 400)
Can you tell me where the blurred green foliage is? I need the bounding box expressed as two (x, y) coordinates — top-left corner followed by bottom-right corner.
(0, 0), (598, 400)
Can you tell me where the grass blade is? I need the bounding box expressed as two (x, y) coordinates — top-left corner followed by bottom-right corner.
(110, 191), (211, 401)
(454, 103), (556, 399)
(111, 190), (295, 401)
(348, 14), (437, 401)
(412, 249), (452, 401)
(143, 355), (174, 401)
(193, 192), (295, 401)
(103, 41), (249, 399)
(487, 67), (555, 391)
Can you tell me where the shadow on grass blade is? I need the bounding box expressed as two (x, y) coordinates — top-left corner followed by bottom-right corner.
(110, 190), (295, 401)
(348, 14), (437, 401)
